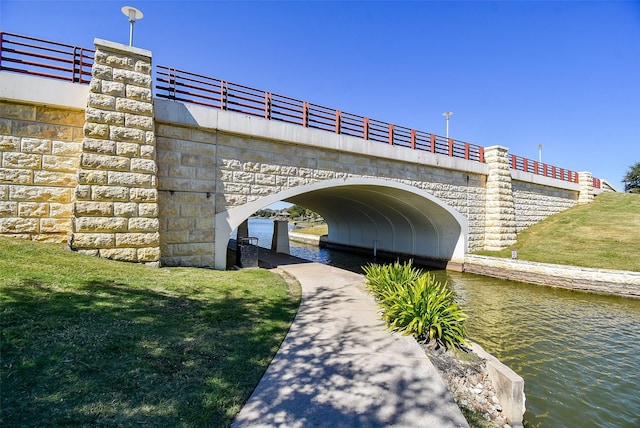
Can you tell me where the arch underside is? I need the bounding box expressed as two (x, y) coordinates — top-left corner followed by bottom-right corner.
(214, 178), (468, 269)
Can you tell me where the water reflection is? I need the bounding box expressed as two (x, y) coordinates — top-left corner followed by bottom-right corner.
(238, 218), (640, 427)
(434, 272), (640, 428)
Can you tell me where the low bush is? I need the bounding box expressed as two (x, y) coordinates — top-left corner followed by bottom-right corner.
(364, 260), (468, 350)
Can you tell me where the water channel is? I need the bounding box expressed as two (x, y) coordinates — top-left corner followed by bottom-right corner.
(236, 218), (640, 427)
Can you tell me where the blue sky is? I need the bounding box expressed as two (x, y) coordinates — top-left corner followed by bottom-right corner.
(2, 0), (639, 189)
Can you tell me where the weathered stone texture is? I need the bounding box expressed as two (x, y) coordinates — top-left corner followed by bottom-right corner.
(0, 101), (83, 242)
(465, 255), (640, 298)
(157, 188), (214, 268)
(512, 180), (578, 232)
(70, 40), (159, 264)
(578, 171), (594, 204)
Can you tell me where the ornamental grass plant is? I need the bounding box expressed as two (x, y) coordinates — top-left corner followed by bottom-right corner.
(363, 260), (468, 350)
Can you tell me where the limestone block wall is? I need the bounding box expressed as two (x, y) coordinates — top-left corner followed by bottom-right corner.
(0, 100), (84, 242)
(155, 121), (488, 265)
(214, 135), (484, 264)
(155, 123), (217, 267)
(71, 39), (160, 265)
(465, 255), (640, 298)
(578, 171), (594, 204)
(214, 131), (488, 227)
(512, 180), (578, 232)
(483, 146), (517, 250)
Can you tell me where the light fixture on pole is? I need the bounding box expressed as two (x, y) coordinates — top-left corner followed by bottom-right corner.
(121, 6), (143, 47)
(442, 111), (453, 138)
(538, 144), (543, 163)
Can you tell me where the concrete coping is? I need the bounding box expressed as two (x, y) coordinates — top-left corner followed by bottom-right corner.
(94, 38), (152, 59)
(470, 342), (525, 427)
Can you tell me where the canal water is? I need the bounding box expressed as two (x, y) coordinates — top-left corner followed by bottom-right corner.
(238, 218), (640, 427)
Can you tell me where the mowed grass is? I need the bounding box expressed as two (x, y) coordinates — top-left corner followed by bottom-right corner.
(0, 237), (301, 427)
(293, 224), (328, 236)
(475, 192), (640, 271)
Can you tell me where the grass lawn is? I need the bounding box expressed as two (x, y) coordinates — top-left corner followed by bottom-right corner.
(293, 224), (328, 236)
(0, 237), (301, 427)
(474, 192), (640, 271)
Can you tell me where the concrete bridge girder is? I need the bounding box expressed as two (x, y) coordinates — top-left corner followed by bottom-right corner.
(214, 178), (468, 270)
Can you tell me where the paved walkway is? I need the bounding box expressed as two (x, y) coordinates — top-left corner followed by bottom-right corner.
(232, 250), (468, 428)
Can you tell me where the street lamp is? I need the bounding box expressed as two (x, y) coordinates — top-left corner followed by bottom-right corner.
(538, 144), (543, 163)
(121, 6), (144, 47)
(442, 111), (453, 138)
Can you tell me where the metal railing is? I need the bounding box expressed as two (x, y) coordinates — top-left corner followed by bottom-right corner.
(155, 65), (485, 163)
(592, 177), (601, 189)
(0, 32), (601, 188)
(510, 154), (579, 183)
(0, 32), (94, 84)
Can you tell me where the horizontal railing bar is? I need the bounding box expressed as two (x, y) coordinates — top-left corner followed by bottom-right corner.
(1, 31), (94, 50)
(1, 56), (80, 74)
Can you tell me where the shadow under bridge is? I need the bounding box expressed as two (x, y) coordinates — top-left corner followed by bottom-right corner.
(214, 178), (468, 270)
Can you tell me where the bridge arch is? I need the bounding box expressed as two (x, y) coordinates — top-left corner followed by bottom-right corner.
(214, 178), (468, 269)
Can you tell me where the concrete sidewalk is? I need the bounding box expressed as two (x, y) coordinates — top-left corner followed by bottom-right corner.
(232, 251), (469, 428)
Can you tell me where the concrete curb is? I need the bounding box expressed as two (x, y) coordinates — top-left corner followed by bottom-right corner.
(289, 231), (321, 245)
(464, 255), (640, 298)
(470, 343), (525, 427)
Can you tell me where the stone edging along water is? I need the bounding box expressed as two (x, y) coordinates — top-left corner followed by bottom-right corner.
(463, 255), (640, 298)
(289, 232), (640, 298)
(288, 231), (321, 246)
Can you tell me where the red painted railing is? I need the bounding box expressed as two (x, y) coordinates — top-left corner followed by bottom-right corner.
(155, 65), (485, 163)
(593, 177), (601, 189)
(0, 32), (94, 84)
(510, 154), (579, 183)
(0, 32), (601, 187)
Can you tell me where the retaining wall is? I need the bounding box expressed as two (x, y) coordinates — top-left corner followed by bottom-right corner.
(0, 100), (84, 242)
(464, 255), (640, 298)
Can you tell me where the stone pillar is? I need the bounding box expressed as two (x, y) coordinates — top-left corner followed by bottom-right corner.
(271, 220), (290, 254)
(71, 39), (160, 266)
(237, 219), (249, 239)
(483, 146), (517, 251)
(578, 171), (594, 204)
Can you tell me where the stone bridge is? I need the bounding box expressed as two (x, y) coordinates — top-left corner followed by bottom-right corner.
(0, 35), (608, 270)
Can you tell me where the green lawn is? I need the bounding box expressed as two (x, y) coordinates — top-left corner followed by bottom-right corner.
(293, 224), (328, 236)
(475, 192), (640, 271)
(0, 237), (300, 427)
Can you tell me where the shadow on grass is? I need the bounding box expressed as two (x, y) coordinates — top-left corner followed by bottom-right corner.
(1, 276), (298, 427)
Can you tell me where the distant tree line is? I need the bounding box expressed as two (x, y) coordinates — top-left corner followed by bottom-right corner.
(253, 209), (275, 218)
(253, 205), (323, 220)
(286, 204), (315, 219)
(624, 162), (640, 193)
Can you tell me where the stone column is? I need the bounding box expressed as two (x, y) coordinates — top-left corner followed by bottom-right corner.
(578, 171), (594, 204)
(237, 219), (249, 239)
(271, 220), (290, 254)
(483, 146), (517, 251)
(71, 39), (160, 266)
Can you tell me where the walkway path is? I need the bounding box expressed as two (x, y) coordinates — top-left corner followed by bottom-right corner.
(232, 250), (468, 427)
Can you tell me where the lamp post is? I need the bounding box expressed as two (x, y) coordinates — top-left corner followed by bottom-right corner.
(121, 6), (144, 47)
(442, 111), (453, 138)
(538, 144), (543, 163)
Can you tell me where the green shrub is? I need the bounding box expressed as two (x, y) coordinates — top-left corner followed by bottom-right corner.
(364, 260), (468, 350)
(362, 260), (422, 301)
